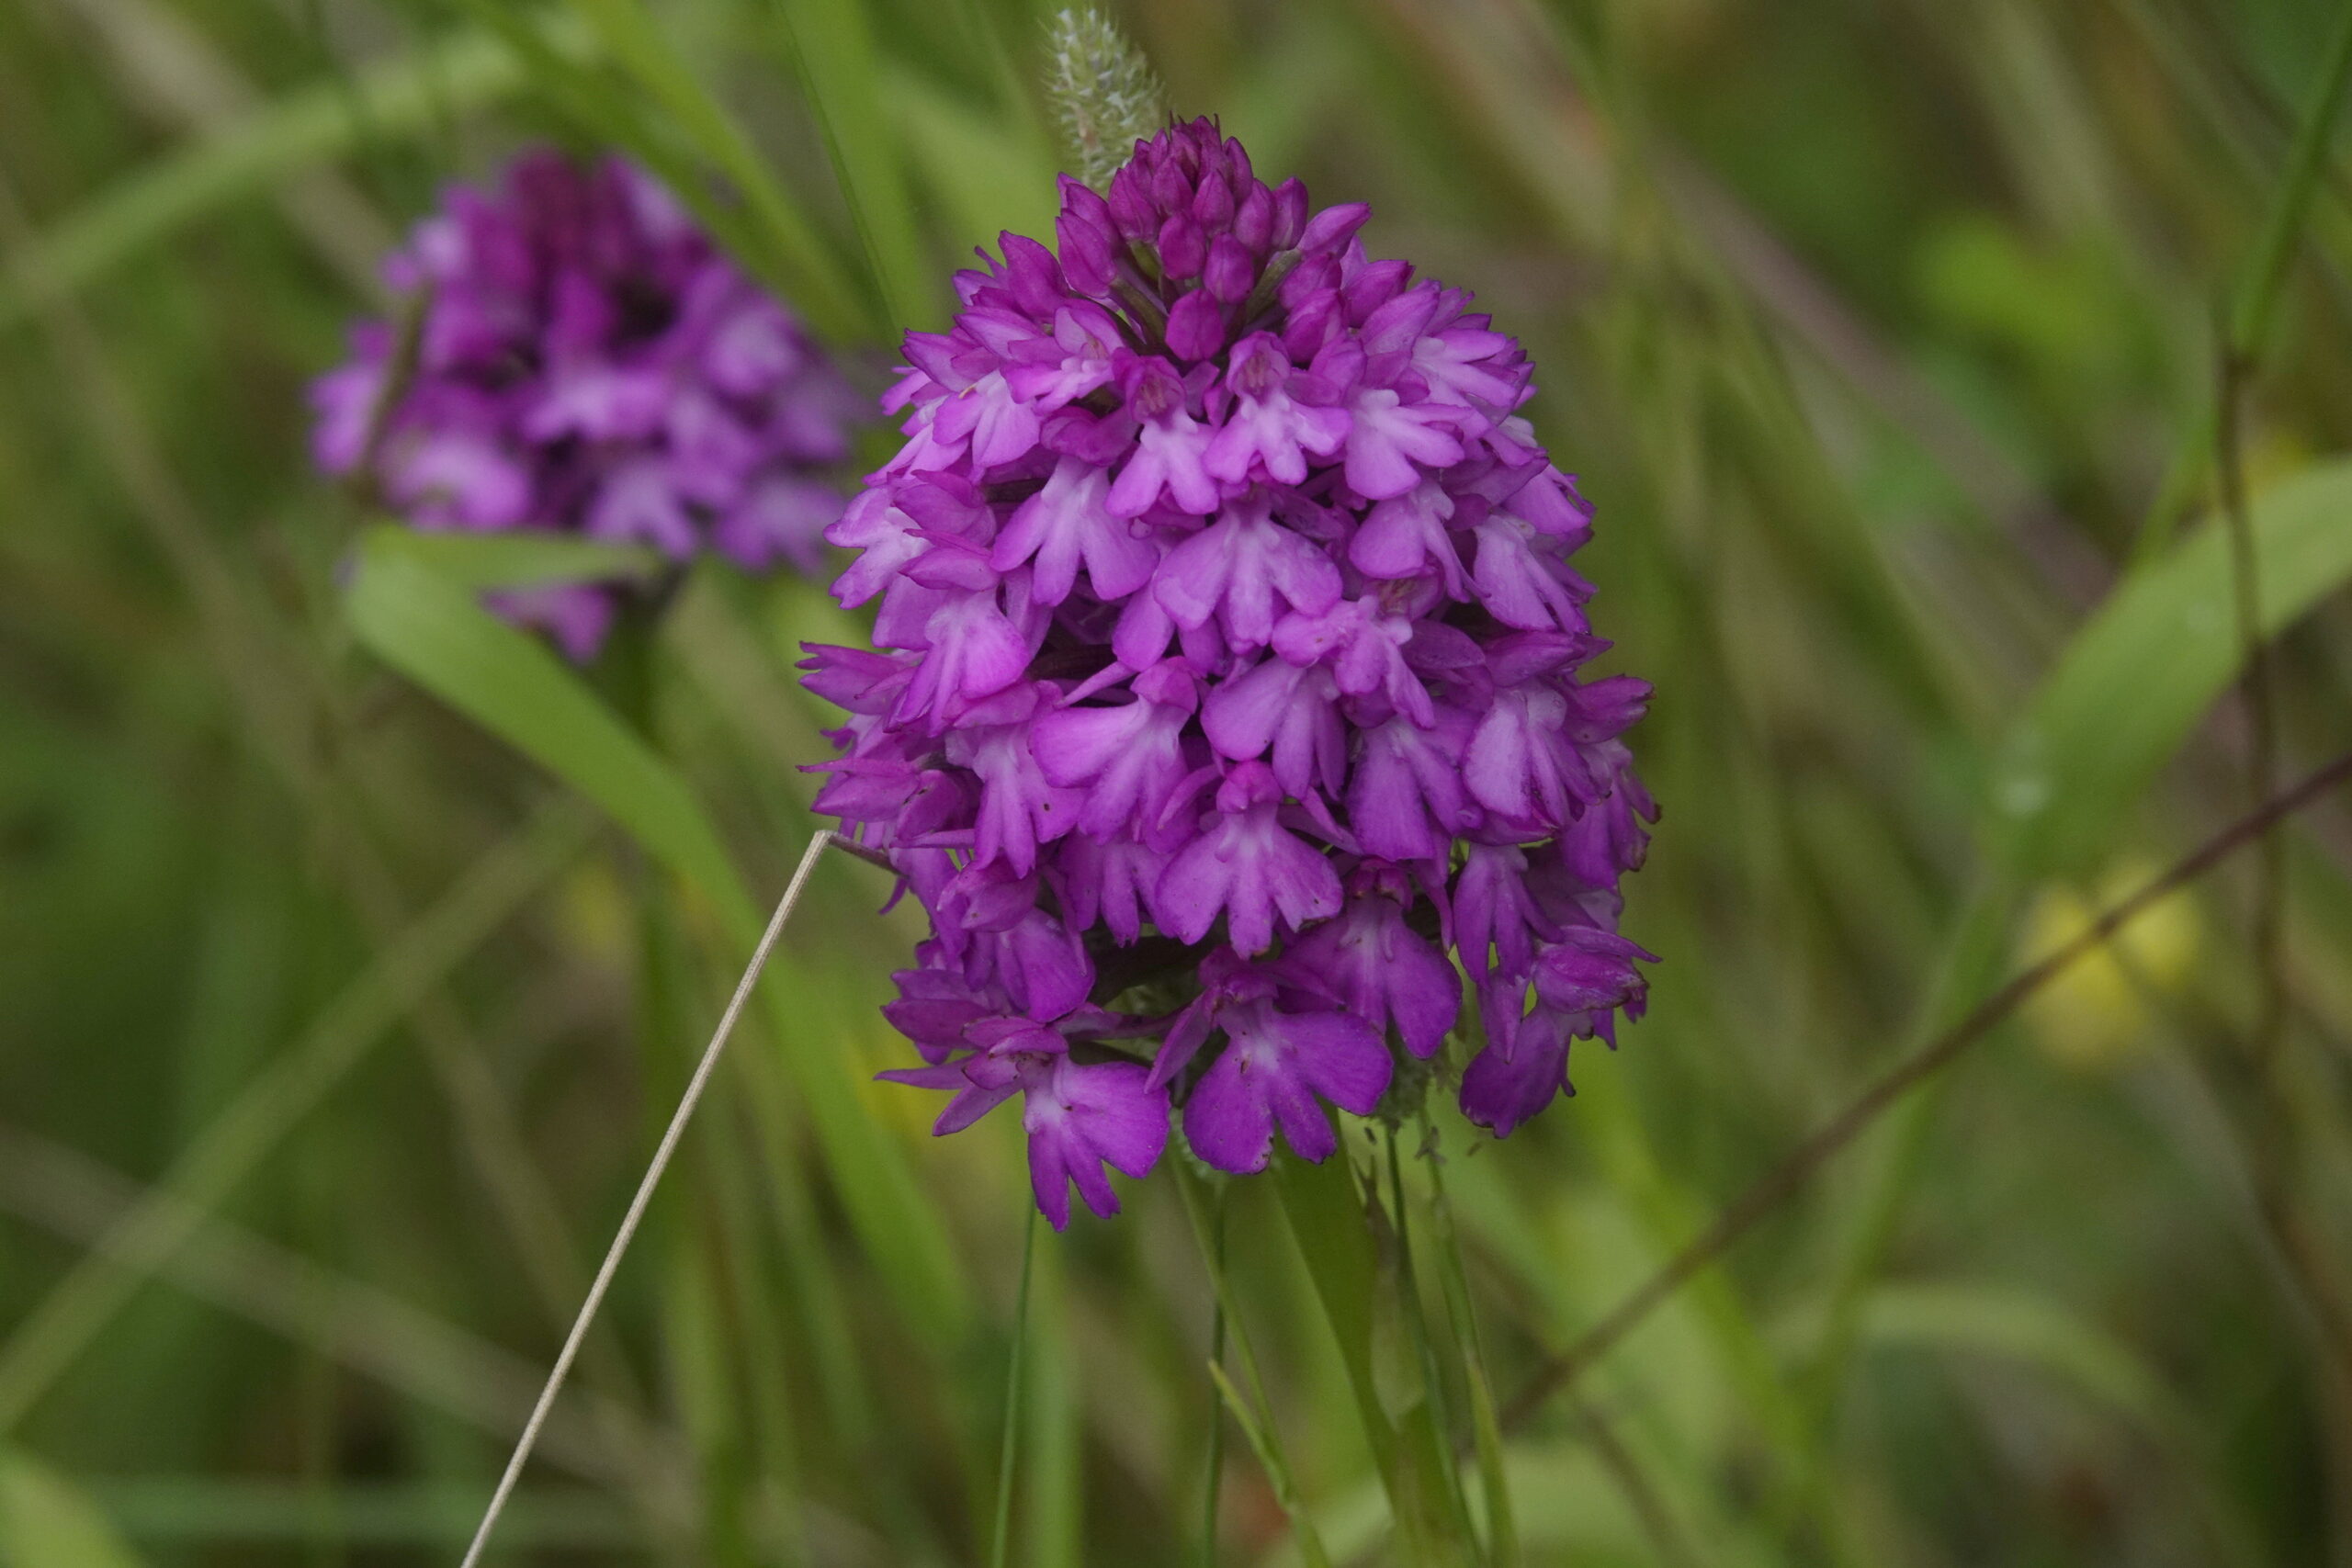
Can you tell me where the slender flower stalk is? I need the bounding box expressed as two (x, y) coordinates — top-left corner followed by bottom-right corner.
(314, 149), (862, 658)
(1199, 1180), (1228, 1568)
(990, 1204), (1041, 1568)
(806, 117), (1657, 1228)
(1174, 1163), (1333, 1568)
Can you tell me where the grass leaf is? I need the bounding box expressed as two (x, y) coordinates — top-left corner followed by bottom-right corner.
(347, 543), (741, 899)
(343, 541), (973, 1345)
(1859, 1282), (2264, 1567)
(0, 1453), (146, 1568)
(1986, 457), (2352, 875)
(0, 26), (548, 330)
(556, 0), (869, 337)
(883, 64), (1057, 265)
(358, 523), (663, 592)
(1274, 1150), (1474, 1568)
(769, 0), (934, 333)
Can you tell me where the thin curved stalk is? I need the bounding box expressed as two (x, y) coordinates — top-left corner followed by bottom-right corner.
(989, 1205), (1041, 1568)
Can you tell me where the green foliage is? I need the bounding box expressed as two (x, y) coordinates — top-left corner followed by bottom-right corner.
(0, 25), (549, 332)
(345, 536), (971, 1346)
(1988, 458), (2352, 876)
(0, 1454), (146, 1568)
(9, 0), (2352, 1562)
(770, 0), (937, 331)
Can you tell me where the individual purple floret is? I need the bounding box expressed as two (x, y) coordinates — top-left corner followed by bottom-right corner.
(312, 149), (861, 658)
(804, 118), (1656, 1227)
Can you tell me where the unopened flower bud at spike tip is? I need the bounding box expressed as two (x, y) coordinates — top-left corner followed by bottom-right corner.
(807, 118), (1657, 1228)
(1044, 8), (1169, 192)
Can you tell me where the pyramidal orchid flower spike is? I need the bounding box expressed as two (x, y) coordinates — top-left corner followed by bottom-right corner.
(804, 118), (1657, 1229)
(312, 150), (862, 659)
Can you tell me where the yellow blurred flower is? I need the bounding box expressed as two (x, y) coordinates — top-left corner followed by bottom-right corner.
(2019, 861), (2203, 1073)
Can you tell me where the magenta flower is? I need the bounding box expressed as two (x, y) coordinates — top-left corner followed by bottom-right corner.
(312, 150), (861, 659)
(806, 119), (1656, 1225)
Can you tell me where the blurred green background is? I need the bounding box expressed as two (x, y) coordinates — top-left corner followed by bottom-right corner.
(7, 0), (2352, 1562)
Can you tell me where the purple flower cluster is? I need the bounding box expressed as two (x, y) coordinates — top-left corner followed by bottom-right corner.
(313, 150), (860, 658)
(804, 120), (1656, 1228)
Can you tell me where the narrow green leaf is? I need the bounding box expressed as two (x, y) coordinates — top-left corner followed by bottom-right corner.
(1986, 457), (2352, 876)
(0, 27), (553, 330)
(0, 1453), (146, 1568)
(347, 545), (742, 902)
(1024, 1239), (1082, 1568)
(881, 66), (1057, 265)
(343, 544), (973, 1345)
(1858, 1282), (2265, 1568)
(1204, 1364), (1335, 1568)
(1859, 1284), (2182, 1434)
(1274, 1151), (1472, 1568)
(770, 0), (934, 333)
(557, 0), (869, 337)
(360, 523), (662, 592)
(1422, 1125), (1521, 1568)
(1172, 1165), (1332, 1568)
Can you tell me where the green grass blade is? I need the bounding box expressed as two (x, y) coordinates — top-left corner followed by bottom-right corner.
(344, 543), (972, 1346)
(1859, 1283), (2265, 1568)
(1862, 1284), (2184, 1436)
(347, 544), (742, 901)
(0, 806), (588, 1438)
(881, 65), (1057, 258)
(557, 0), (870, 338)
(1379, 1131), (1480, 1557)
(2128, 0), (2352, 565)
(989, 1206), (1039, 1568)
(359, 523), (663, 592)
(1420, 1123), (1521, 1568)
(0, 1453), (147, 1568)
(0, 26), (545, 331)
(1172, 1166), (1333, 1568)
(769, 0), (934, 333)
(1025, 1234), (1082, 1568)
(1274, 1150), (1473, 1568)
(1986, 457), (2352, 877)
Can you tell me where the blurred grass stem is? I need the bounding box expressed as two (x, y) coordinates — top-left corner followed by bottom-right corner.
(2130, 0), (2352, 566)
(1502, 745), (2352, 1427)
(1198, 1184), (1227, 1568)
(0, 1124), (659, 1487)
(1174, 1166), (1333, 1568)
(458, 826), (842, 1568)
(990, 1204), (1041, 1568)
(1419, 1120), (1518, 1568)
(2217, 335), (2289, 1074)
(0, 804), (590, 1438)
(0, 151), (645, 1394)
(1381, 1126), (1477, 1556)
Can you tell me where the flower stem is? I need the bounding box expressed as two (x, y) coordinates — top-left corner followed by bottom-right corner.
(1419, 1114), (1521, 1568)
(1382, 1125), (1478, 1556)
(1200, 1183), (1228, 1568)
(990, 1203), (1041, 1568)
(2127, 0), (2352, 565)
(1174, 1164), (1333, 1568)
